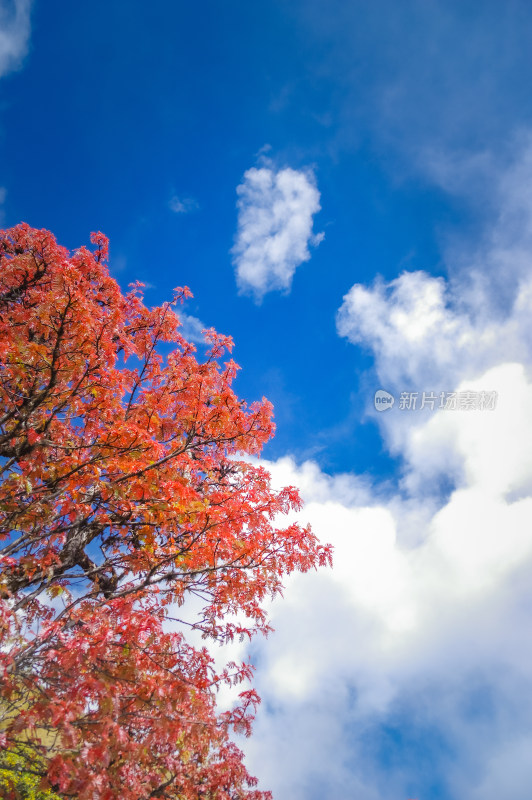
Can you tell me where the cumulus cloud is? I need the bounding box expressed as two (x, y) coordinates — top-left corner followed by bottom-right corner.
(234, 144), (532, 799)
(232, 163), (324, 300)
(336, 268), (532, 393)
(0, 0), (31, 79)
(241, 363), (532, 799)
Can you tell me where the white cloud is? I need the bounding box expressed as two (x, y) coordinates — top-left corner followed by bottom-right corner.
(234, 144), (532, 798)
(0, 0), (31, 79)
(232, 163), (324, 300)
(336, 269), (532, 394)
(242, 359), (532, 798)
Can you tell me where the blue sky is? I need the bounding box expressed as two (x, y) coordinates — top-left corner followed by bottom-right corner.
(3, 1), (532, 798)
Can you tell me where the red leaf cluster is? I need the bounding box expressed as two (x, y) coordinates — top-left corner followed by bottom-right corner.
(0, 225), (332, 799)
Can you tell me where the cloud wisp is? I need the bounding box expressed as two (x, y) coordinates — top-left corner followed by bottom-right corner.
(232, 163), (324, 301)
(177, 311), (207, 344)
(169, 195), (198, 214)
(0, 0), (32, 80)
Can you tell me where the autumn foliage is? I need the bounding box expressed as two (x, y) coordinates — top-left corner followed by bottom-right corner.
(0, 224), (331, 799)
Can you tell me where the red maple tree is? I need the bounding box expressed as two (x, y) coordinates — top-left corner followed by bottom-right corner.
(0, 224), (332, 799)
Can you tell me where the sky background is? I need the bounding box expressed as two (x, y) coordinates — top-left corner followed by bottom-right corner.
(2, 1), (532, 798)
